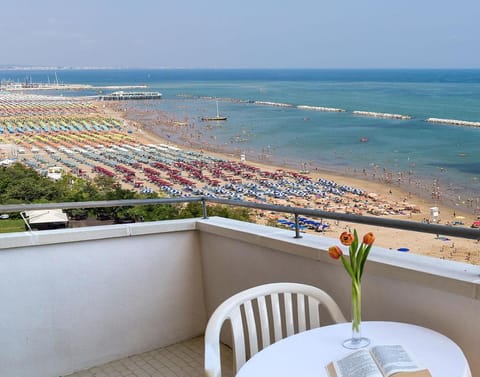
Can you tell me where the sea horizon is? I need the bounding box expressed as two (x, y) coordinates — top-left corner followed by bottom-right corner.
(1, 66), (480, 71)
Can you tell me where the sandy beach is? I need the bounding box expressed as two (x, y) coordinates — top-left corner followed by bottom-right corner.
(104, 102), (480, 265)
(0, 93), (478, 264)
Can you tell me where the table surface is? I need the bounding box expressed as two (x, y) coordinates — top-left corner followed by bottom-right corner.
(236, 321), (471, 377)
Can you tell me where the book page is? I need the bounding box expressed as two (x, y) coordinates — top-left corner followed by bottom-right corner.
(370, 345), (422, 377)
(331, 349), (383, 377)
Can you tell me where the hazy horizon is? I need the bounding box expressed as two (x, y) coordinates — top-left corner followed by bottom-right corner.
(1, 0), (478, 69)
(2, 66), (480, 71)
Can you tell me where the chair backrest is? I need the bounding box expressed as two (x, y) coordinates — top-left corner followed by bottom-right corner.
(204, 282), (346, 377)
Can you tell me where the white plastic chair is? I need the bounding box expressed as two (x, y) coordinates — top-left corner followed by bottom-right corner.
(204, 282), (346, 377)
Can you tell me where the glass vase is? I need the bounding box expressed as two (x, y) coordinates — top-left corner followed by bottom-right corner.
(343, 279), (370, 349)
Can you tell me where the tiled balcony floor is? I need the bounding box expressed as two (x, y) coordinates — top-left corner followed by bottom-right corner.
(64, 336), (233, 377)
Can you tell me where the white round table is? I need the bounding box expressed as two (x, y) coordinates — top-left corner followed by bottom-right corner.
(236, 321), (471, 377)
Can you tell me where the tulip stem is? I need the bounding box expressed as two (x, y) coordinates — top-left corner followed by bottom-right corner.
(352, 279), (361, 334)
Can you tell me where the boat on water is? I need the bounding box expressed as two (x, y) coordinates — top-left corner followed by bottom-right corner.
(202, 100), (227, 121)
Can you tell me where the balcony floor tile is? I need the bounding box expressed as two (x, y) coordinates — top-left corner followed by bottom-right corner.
(64, 336), (233, 377)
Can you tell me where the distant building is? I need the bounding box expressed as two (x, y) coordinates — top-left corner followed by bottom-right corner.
(0, 143), (17, 159)
(46, 166), (64, 180)
(0, 159), (15, 166)
(24, 209), (69, 230)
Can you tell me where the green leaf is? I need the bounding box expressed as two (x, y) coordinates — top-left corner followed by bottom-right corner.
(340, 255), (355, 278)
(350, 230), (359, 271)
(358, 244), (373, 279)
(352, 229), (359, 254)
(355, 243), (366, 280)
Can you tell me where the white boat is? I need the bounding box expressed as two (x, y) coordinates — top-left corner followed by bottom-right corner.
(202, 100), (227, 121)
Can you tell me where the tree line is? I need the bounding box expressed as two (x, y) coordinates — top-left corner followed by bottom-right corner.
(0, 163), (251, 223)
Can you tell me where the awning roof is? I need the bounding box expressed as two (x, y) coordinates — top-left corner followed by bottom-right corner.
(24, 210), (68, 224)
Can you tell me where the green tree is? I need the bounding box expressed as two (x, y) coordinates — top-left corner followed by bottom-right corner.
(178, 202), (251, 221)
(0, 164), (64, 203)
(0, 163), (253, 226)
(93, 175), (117, 193)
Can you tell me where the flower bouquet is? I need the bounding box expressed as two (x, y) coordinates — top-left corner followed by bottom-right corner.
(329, 229), (375, 349)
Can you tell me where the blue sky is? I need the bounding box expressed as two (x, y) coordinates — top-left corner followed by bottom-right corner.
(1, 0), (478, 68)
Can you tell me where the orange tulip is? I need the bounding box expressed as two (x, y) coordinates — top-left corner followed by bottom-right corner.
(328, 245), (343, 260)
(363, 232), (375, 245)
(340, 232), (354, 246)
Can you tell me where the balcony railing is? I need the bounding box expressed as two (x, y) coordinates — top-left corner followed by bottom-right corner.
(1, 196), (479, 240)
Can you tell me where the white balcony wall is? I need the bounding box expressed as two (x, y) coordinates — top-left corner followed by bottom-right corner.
(0, 216), (479, 377)
(198, 217), (480, 377)
(0, 220), (206, 377)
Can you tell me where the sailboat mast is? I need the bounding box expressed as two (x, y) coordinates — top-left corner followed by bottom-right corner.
(201, 98), (227, 121)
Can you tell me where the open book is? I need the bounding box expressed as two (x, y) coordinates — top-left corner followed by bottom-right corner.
(326, 345), (432, 377)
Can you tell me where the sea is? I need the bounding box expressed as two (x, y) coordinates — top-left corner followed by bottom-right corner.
(1, 68), (480, 210)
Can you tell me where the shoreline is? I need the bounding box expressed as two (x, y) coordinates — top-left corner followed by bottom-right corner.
(106, 102), (479, 264)
(114, 102), (474, 214)
(113, 96), (479, 215)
